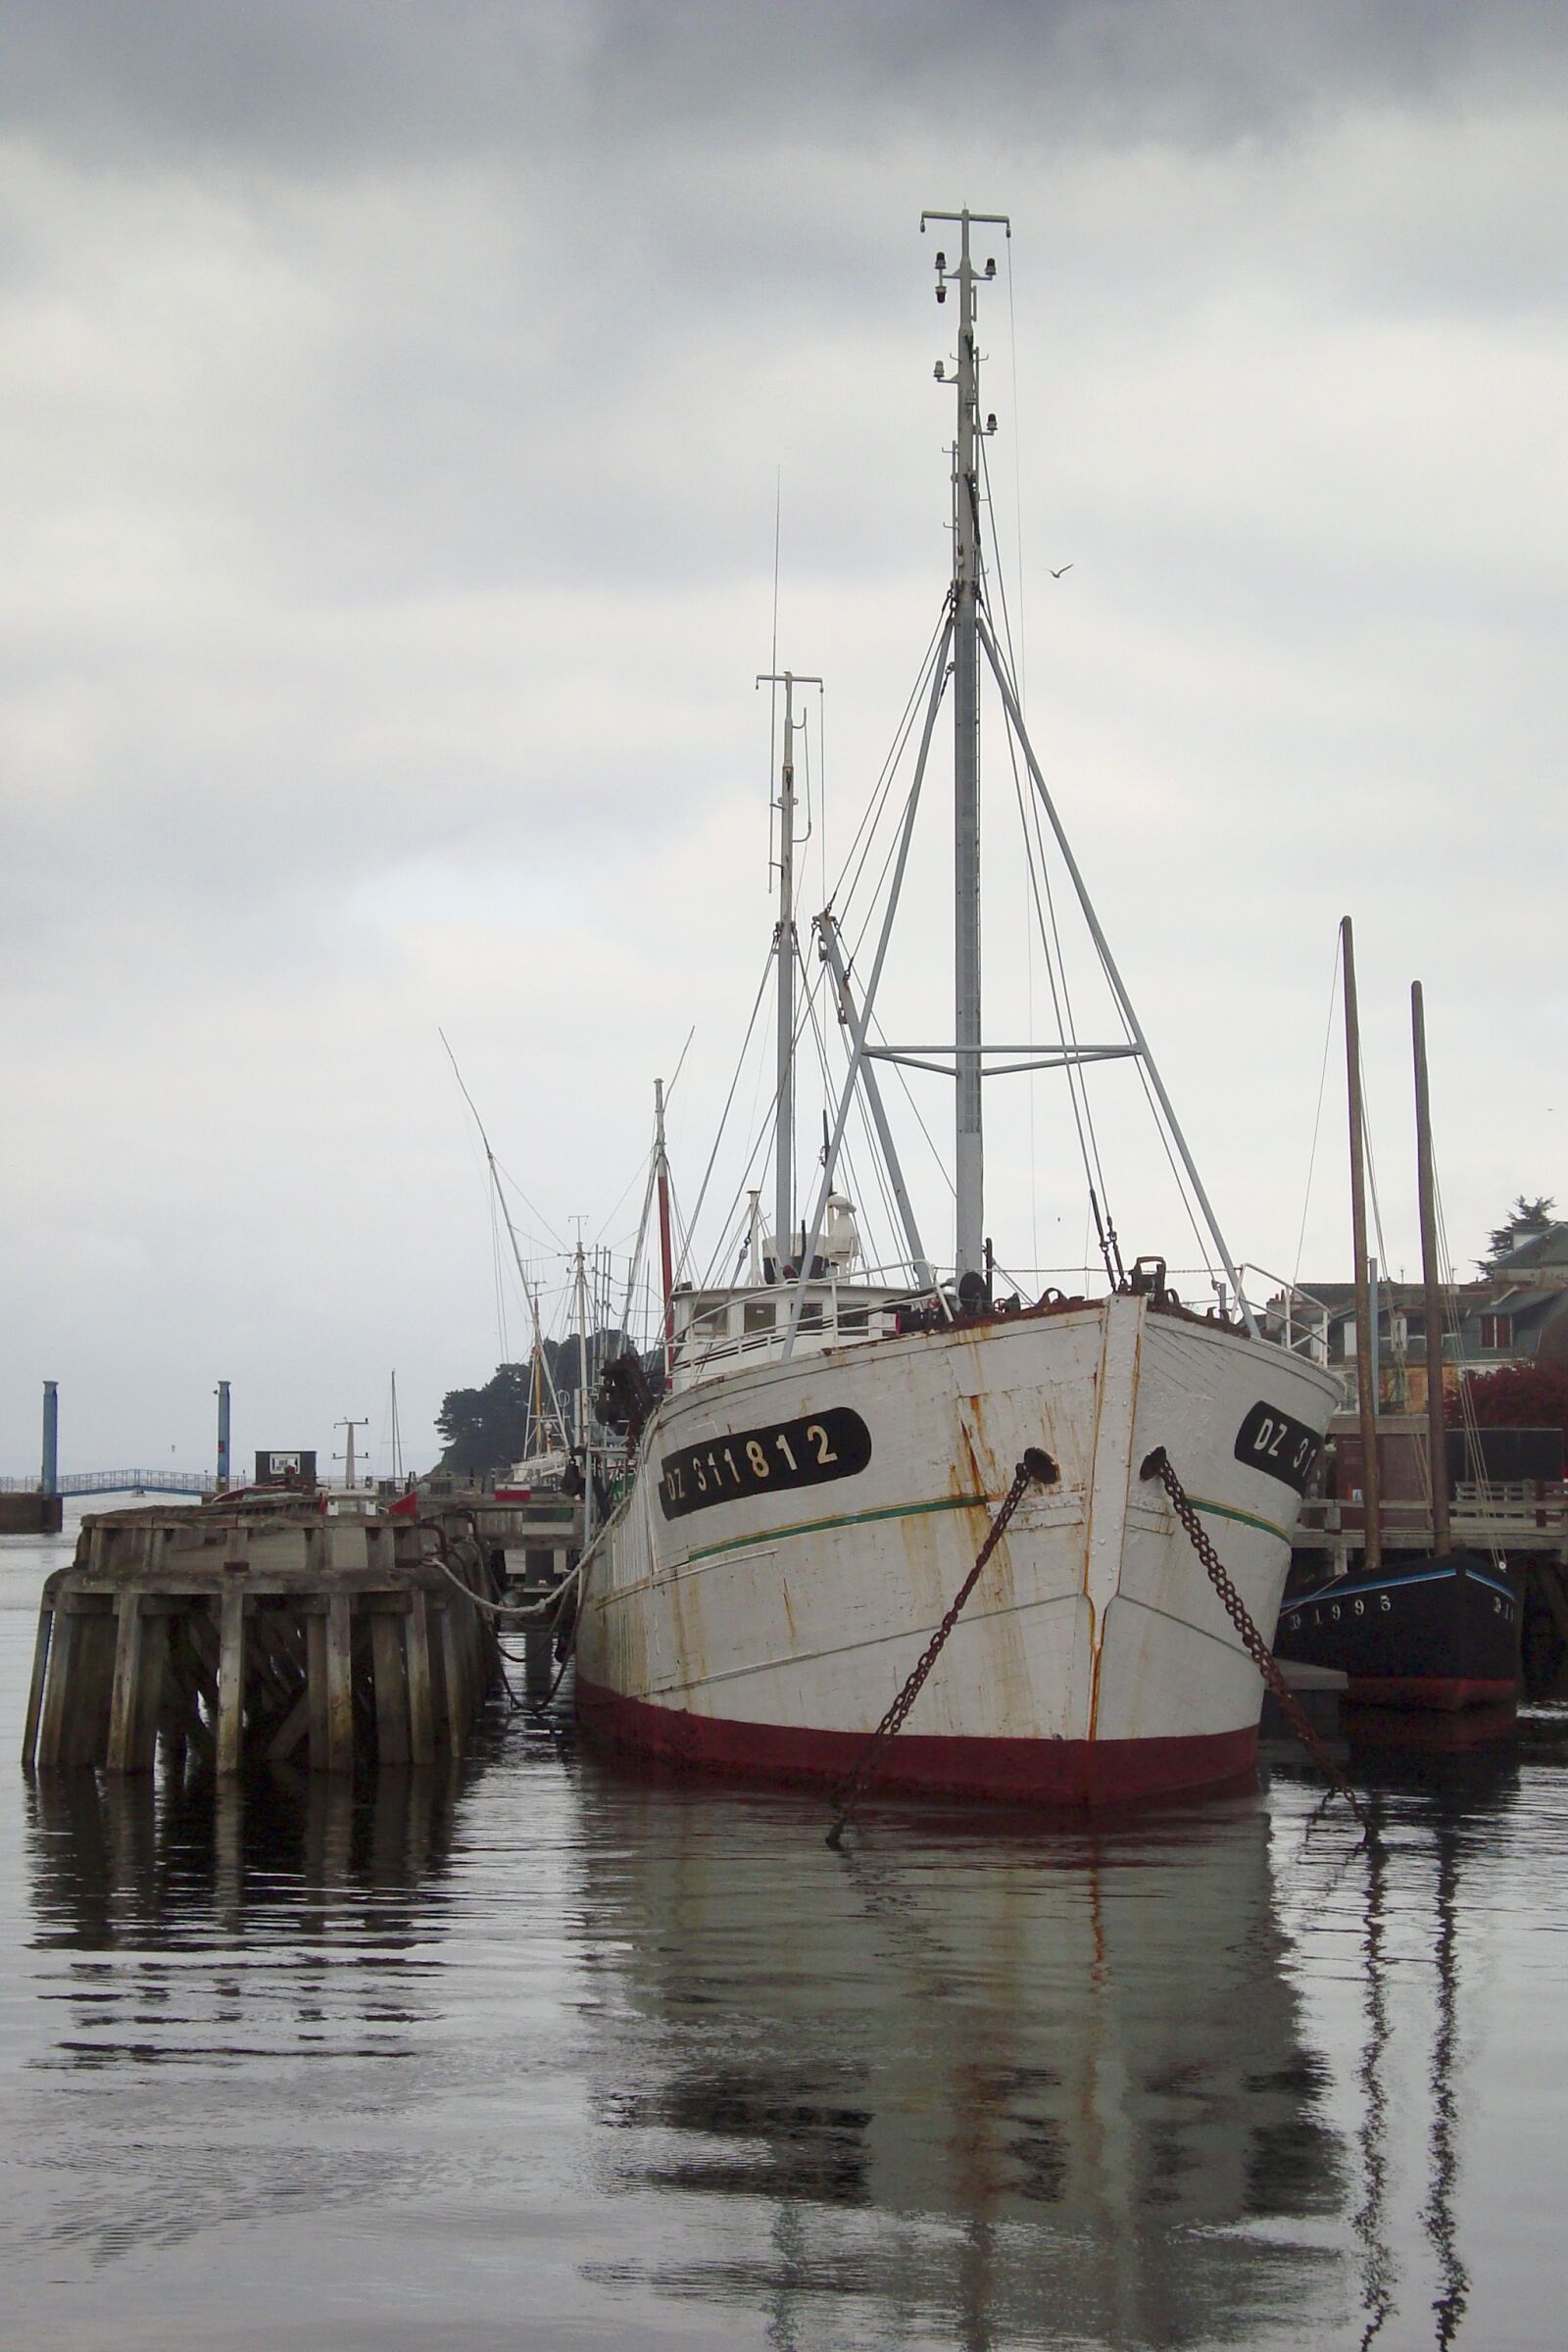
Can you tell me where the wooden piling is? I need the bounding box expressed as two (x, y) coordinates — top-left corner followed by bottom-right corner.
(22, 1604), (53, 1771)
(406, 1590), (435, 1764)
(216, 1585), (247, 1777)
(106, 1592), (158, 1773)
(35, 1604), (76, 1769)
(370, 1606), (410, 1766)
(24, 1492), (503, 1786)
(439, 1602), (468, 1755)
(66, 1600), (118, 1766)
(306, 1609), (329, 1772)
(325, 1592), (354, 1775)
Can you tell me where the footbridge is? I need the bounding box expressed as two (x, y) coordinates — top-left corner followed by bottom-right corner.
(0, 1470), (220, 1499)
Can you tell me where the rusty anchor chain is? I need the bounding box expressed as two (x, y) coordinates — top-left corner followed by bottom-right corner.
(1140, 1445), (1366, 1828)
(826, 1446), (1059, 1849)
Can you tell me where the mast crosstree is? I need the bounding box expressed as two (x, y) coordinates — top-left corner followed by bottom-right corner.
(776, 207), (1256, 1354)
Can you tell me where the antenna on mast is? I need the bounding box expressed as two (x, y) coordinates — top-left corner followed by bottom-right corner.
(758, 667), (822, 1279)
(333, 1416), (368, 1491)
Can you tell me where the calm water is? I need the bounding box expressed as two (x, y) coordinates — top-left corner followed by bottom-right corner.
(4, 1511), (1567, 2350)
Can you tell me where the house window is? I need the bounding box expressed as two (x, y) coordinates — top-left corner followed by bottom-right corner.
(1480, 1313), (1513, 1351)
(743, 1301), (776, 1334)
(799, 1303), (823, 1331)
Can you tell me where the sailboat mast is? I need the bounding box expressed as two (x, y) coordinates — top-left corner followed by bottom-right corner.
(952, 214), (983, 1281)
(758, 668), (820, 1270)
(1342, 915), (1382, 1573)
(925, 206), (1006, 1281)
(1412, 982), (1452, 1557)
(573, 1232), (593, 1544)
(655, 1077), (675, 1377)
(775, 673), (797, 1262)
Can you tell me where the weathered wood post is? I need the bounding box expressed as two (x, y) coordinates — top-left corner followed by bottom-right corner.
(325, 1591), (354, 1774)
(307, 1605), (329, 1770)
(370, 1602), (410, 1766)
(405, 1589), (435, 1763)
(22, 1603), (54, 1770)
(35, 1604), (76, 1768)
(439, 1600), (468, 1753)
(107, 1592), (163, 1773)
(216, 1584), (247, 1776)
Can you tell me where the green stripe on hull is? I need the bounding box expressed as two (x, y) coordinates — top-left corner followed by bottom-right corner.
(679, 1484), (1288, 1570)
(683, 1491), (982, 1566)
(1186, 1494), (1292, 1545)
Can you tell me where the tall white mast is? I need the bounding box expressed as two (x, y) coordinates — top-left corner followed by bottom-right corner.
(572, 1227), (594, 1544)
(758, 666), (820, 1271)
(924, 207), (1007, 1282)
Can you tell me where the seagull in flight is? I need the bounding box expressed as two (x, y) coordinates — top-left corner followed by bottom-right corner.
(1050, 563), (1073, 579)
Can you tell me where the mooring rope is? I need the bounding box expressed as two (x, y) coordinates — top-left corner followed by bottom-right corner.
(1139, 1445), (1366, 1828)
(826, 1446), (1059, 1848)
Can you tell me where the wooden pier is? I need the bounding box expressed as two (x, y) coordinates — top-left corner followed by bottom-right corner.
(22, 1494), (511, 1776)
(0, 1494), (63, 1535)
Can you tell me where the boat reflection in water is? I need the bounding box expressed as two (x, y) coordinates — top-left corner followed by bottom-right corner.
(572, 1763), (1349, 2348)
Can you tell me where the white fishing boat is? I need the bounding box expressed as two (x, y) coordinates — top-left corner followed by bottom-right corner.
(575, 210), (1341, 1804)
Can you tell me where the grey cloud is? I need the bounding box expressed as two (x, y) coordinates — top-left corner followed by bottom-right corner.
(6, 1), (1568, 170)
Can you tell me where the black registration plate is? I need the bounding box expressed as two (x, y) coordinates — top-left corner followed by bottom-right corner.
(1233, 1400), (1322, 1494)
(660, 1406), (871, 1521)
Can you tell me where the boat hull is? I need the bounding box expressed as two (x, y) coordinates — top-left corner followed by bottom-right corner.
(575, 1673), (1259, 1801)
(576, 1295), (1340, 1804)
(1275, 1549), (1518, 1710)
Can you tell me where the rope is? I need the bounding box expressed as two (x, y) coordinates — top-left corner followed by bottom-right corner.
(421, 1524), (579, 1623)
(1139, 1446), (1366, 1827)
(826, 1446), (1058, 1847)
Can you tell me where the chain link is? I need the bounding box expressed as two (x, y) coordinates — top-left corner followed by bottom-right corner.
(1141, 1445), (1365, 1825)
(826, 1452), (1050, 1847)
(824, 1439), (1361, 1846)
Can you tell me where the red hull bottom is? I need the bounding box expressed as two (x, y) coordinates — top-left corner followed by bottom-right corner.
(575, 1675), (1259, 1807)
(1344, 1674), (1517, 1713)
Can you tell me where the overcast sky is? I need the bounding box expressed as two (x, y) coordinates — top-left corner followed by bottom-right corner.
(2, 2), (1564, 1477)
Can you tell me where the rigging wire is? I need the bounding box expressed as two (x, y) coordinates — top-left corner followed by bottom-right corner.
(798, 936), (902, 1271)
(488, 1180), (509, 1360)
(979, 438), (1134, 1281)
(672, 951), (774, 1287)
(987, 598), (1130, 1281)
(1004, 234), (1029, 711)
(440, 1030), (567, 1254)
(1294, 929), (1345, 1292)
(829, 610), (949, 924)
(694, 940), (837, 1293)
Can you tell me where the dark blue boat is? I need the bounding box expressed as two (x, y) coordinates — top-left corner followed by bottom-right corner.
(1276, 1550), (1518, 1710)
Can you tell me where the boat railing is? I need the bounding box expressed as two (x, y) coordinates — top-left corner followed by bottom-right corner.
(672, 1276), (932, 1387)
(1297, 1481), (1567, 1548)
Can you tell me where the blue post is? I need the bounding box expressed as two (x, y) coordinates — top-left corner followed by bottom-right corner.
(40, 1381), (59, 1497)
(216, 1380), (231, 1493)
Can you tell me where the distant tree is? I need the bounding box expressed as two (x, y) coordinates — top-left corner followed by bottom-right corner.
(1462, 1361), (1568, 1440)
(433, 1328), (639, 1473)
(1479, 1195), (1557, 1272)
(435, 1363), (531, 1474)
